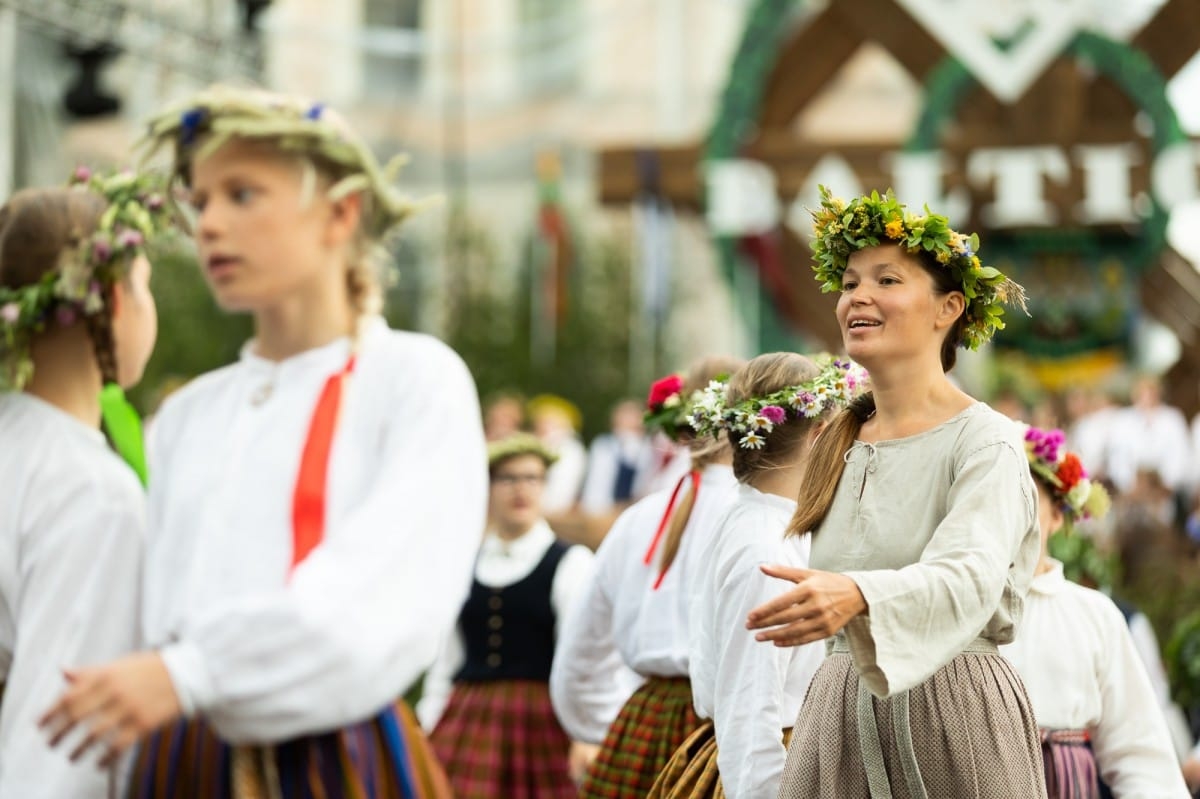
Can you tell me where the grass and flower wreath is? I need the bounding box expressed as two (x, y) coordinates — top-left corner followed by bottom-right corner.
(810, 185), (1028, 350)
(688, 356), (869, 450)
(1022, 424), (1111, 530)
(0, 167), (174, 392)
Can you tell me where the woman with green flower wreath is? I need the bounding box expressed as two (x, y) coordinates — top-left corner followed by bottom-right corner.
(745, 187), (1047, 796)
(38, 85), (486, 798)
(648, 352), (866, 799)
(0, 168), (168, 797)
(548, 355), (743, 799)
(1001, 425), (1189, 798)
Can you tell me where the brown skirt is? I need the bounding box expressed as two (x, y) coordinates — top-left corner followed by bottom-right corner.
(779, 650), (1048, 799)
(646, 720), (794, 799)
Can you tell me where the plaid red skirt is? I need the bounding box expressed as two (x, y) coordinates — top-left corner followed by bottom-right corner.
(580, 676), (701, 799)
(430, 679), (574, 799)
(127, 701), (451, 798)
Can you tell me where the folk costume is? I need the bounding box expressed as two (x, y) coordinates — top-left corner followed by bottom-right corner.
(553, 467), (738, 798)
(421, 435), (593, 799)
(0, 169), (173, 797)
(128, 87), (486, 798)
(1002, 562), (1189, 798)
(777, 189), (1045, 798)
(1002, 425), (1189, 798)
(0, 394), (144, 798)
(649, 358), (863, 799)
(778, 405), (1045, 797)
(550, 373), (739, 799)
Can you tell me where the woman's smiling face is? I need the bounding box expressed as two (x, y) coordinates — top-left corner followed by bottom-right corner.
(836, 243), (963, 369)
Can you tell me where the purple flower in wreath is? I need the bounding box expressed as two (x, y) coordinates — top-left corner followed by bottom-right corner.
(760, 405), (787, 425)
(305, 102), (325, 121)
(116, 229), (144, 250)
(92, 237), (113, 263)
(56, 305), (78, 327)
(144, 194), (165, 211)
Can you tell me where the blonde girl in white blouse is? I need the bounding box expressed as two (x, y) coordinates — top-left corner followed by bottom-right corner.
(40, 85), (485, 798)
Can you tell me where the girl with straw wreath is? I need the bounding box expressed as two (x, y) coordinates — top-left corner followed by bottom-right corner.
(40, 85), (486, 798)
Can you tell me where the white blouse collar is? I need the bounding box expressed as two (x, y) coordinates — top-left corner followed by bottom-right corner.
(1029, 559), (1067, 595)
(238, 316), (387, 373)
(480, 519), (556, 559)
(736, 482), (798, 513)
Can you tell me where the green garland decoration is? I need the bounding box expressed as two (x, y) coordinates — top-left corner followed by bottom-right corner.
(705, 0), (808, 354)
(907, 31), (1185, 273)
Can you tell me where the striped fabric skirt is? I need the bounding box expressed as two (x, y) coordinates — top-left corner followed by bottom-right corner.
(778, 648), (1048, 798)
(429, 679), (574, 799)
(580, 676), (701, 799)
(1041, 729), (1100, 799)
(127, 702), (451, 799)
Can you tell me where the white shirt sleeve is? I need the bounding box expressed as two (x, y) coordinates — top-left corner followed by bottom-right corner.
(0, 473), (143, 799)
(550, 544), (628, 743)
(844, 441), (1036, 697)
(415, 628), (464, 732)
(711, 537), (792, 799)
(1091, 601), (1192, 797)
(158, 351), (488, 743)
(550, 544), (595, 624)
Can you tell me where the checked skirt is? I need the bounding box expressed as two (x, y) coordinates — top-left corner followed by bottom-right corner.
(429, 679), (575, 799)
(580, 676), (701, 799)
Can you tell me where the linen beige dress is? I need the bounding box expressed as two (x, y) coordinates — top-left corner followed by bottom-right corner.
(778, 403), (1048, 799)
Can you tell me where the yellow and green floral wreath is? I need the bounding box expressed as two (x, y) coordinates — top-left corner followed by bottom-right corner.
(810, 185), (1027, 350)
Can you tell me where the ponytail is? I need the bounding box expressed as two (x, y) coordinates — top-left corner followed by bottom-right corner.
(788, 392), (876, 536)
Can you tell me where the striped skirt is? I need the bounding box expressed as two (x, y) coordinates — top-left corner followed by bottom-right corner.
(778, 648), (1048, 798)
(429, 679), (574, 799)
(1041, 729), (1100, 799)
(580, 676), (701, 799)
(127, 702), (451, 799)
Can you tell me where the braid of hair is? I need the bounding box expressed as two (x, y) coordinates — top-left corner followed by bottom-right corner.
(83, 285), (119, 386)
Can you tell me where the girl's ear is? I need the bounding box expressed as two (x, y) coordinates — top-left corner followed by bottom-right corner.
(326, 190), (363, 248)
(935, 290), (966, 331)
(1051, 504), (1066, 534)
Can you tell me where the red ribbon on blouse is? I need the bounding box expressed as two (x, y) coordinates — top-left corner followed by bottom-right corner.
(641, 469), (702, 590)
(290, 355), (356, 573)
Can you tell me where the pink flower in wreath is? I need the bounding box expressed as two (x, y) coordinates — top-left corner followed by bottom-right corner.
(760, 405), (787, 425)
(0, 302), (19, 325)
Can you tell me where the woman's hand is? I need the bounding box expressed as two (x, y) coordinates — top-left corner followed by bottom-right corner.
(568, 741), (601, 785)
(40, 651), (182, 768)
(745, 564), (867, 647)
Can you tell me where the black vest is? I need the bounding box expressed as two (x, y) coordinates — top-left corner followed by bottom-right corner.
(455, 539), (568, 683)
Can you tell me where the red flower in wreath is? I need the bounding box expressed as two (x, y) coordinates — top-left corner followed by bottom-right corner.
(647, 374), (684, 410)
(1056, 453), (1085, 491)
